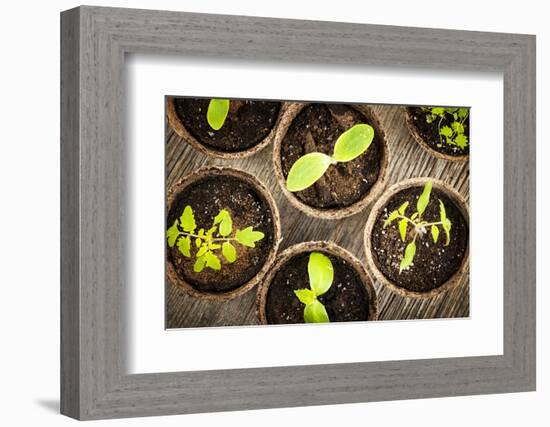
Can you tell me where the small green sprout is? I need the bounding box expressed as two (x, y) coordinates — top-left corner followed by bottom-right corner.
(285, 123), (375, 192)
(207, 99), (230, 130)
(293, 252), (334, 323)
(383, 180), (452, 273)
(422, 107), (469, 149)
(166, 205), (265, 272)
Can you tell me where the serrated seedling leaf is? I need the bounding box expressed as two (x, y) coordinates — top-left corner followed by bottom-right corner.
(399, 218), (408, 242)
(205, 251), (221, 270)
(416, 180), (432, 216)
(308, 252), (334, 297)
(431, 225), (440, 243)
(196, 244), (209, 258)
(172, 202), (269, 274)
(286, 152), (334, 192)
(455, 134), (468, 149)
(304, 300), (330, 323)
(399, 241), (416, 273)
(451, 121), (464, 134)
(235, 227), (265, 248)
(180, 206), (196, 233)
(194, 255), (206, 273)
(398, 201), (409, 215)
(214, 209), (233, 237)
(384, 210), (399, 227)
(206, 226), (217, 238)
(332, 124), (374, 162)
(294, 288), (316, 306)
(458, 107), (469, 119)
(222, 241), (237, 263)
(206, 99), (230, 131)
(424, 107), (468, 148)
(177, 236), (191, 257)
(440, 126), (453, 138)
(166, 220), (180, 247)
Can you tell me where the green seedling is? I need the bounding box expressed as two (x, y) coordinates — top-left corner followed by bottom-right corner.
(383, 180), (452, 273)
(285, 123), (375, 192)
(166, 205), (264, 273)
(293, 252), (334, 323)
(207, 98), (230, 130)
(421, 107), (469, 149)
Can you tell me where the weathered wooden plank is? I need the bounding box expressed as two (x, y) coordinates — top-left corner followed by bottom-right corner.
(166, 104), (469, 328)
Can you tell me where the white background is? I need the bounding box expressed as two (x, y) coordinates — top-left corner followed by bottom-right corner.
(129, 57), (503, 373)
(0, 0), (547, 426)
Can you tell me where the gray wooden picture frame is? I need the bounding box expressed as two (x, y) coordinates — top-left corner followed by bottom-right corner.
(60, 5), (536, 420)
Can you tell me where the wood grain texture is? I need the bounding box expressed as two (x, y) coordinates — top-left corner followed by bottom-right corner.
(166, 105), (470, 329)
(60, 7), (80, 419)
(61, 6), (535, 420)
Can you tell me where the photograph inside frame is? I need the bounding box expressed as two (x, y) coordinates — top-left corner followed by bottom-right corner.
(165, 97), (470, 329)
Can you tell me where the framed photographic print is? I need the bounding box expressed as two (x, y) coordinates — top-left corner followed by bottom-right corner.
(164, 97), (470, 328)
(61, 6), (536, 420)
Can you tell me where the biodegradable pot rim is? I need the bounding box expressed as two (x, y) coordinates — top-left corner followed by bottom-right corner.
(404, 107), (469, 162)
(364, 177), (470, 299)
(272, 102), (390, 220)
(166, 97), (288, 160)
(256, 241), (378, 325)
(166, 166), (282, 301)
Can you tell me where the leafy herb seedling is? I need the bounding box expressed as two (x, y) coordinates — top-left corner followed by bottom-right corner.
(166, 205), (264, 273)
(285, 123), (375, 192)
(421, 107), (469, 149)
(293, 252), (334, 323)
(383, 181), (452, 273)
(206, 99), (230, 130)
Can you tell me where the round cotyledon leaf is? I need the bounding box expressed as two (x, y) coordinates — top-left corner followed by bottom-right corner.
(307, 252), (334, 296)
(294, 288), (316, 306)
(206, 99), (230, 131)
(332, 123), (374, 162)
(286, 152), (334, 192)
(304, 300), (330, 323)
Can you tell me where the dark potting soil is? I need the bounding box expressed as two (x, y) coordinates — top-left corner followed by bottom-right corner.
(407, 107), (470, 157)
(173, 98), (281, 153)
(266, 252), (370, 324)
(280, 103), (383, 209)
(371, 186), (468, 293)
(167, 175), (275, 293)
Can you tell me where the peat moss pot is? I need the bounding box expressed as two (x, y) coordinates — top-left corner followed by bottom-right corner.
(167, 97), (285, 159)
(273, 102), (389, 219)
(166, 167), (281, 300)
(405, 106), (470, 161)
(364, 178), (469, 298)
(256, 241), (378, 324)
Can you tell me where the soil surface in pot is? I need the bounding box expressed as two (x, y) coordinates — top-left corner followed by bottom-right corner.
(167, 175), (275, 293)
(407, 107), (470, 157)
(174, 98), (281, 153)
(280, 103), (383, 209)
(266, 252), (370, 324)
(371, 186), (468, 293)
